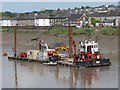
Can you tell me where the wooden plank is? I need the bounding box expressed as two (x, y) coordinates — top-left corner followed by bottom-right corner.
(57, 60), (74, 67)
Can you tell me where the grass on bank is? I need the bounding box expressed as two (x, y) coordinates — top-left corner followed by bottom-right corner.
(43, 26), (94, 35)
(1, 26), (119, 35)
(101, 27), (119, 35)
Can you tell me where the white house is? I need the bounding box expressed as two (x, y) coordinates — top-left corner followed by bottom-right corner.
(10, 20), (17, 26)
(96, 19), (114, 27)
(35, 15), (51, 26)
(115, 18), (120, 27)
(2, 17), (11, 26)
(1, 16), (17, 26)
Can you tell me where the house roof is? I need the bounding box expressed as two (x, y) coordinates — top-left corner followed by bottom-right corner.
(2, 16), (11, 20)
(50, 11), (71, 19)
(88, 11), (120, 17)
(36, 15), (50, 19)
(68, 14), (84, 21)
(36, 14), (66, 19)
(50, 16), (67, 19)
(13, 16), (36, 20)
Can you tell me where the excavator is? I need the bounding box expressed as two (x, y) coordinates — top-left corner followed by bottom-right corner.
(54, 45), (69, 56)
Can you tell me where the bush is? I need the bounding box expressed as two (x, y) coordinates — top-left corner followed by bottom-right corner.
(101, 27), (118, 35)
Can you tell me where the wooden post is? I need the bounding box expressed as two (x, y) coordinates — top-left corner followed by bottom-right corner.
(14, 60), (18, 87)
(14, 25), (18, 88)
(14, 26), (17, 57)
(68, 23), (73, 58)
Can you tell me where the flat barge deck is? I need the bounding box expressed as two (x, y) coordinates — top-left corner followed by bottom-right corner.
(8, 56), (111, 67)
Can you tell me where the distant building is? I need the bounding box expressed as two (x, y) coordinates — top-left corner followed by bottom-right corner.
(50, 17), (67, 26)
(14, 16), (35, 26)
(10, 19), (17, 26)
(88, 11), (120, 21)
(88, 11), (120, 27)
(35, 15), (50, 26)
(118, 1), (120, 7)
(64, 13), (88, 28)
(1, 16), (12, 26)
(49, 11), (70, 26)
(96, 19), (114, 27)
(114, 18), (120, 27)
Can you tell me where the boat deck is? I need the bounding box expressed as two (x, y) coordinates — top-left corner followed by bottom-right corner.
(8, 56), (111, 67)
(8, 56), (49, 63)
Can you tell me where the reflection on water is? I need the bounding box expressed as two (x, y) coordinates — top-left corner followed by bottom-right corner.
(3, 58), (116, 88)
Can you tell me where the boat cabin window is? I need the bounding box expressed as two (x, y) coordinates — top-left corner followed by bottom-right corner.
(80, 45), (85, 49)
(87, 46), (92, 52)
(92, 45), (93, 48)
(41, 46), (47, 51)
(30, 52), (32, 55)
(83, 46), (85, 49)
(95, 44), (98, 48)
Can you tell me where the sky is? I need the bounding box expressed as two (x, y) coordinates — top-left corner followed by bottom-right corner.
(1, 2), (119, 13)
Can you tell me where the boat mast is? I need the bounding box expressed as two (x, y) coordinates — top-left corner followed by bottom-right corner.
(14, 25), (17, 57)
(68, 22), (73, 58)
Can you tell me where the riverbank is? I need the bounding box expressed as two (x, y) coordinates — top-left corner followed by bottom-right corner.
(1, 26), (119, 35)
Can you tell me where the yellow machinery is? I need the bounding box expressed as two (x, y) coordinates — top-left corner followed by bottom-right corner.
(54, 45), (69, 56)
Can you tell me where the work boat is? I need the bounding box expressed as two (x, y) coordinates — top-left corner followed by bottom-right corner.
(76, 39), (111, 67)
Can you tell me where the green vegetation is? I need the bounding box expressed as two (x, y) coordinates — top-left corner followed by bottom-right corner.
(1, 26), (119, 36)
(1, 9), (56, 18)
(91, 17), (101, 25)
(42, 26), (68, 35)
(42, 26), (95, 35)
(101, 27), (119, 35)
(44, 26), (118, 36)
(2, 11), (17, 18)
(1, 28), (13, 32)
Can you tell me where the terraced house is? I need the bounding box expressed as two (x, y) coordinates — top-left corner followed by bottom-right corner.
(64, 13), (88, 28)
(34, 15), (50, 26)
(88, 11), (120, 27)
(14, 16), (35, 26)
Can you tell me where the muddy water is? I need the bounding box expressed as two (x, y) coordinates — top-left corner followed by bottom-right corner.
(2, 46), (118, 88)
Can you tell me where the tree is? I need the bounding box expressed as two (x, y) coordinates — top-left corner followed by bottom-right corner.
(32, 11), (38, 13)
(91, 17), (101, 26)
(68, 8), (71, 10)
(81, 6), (84, 9)
(57, 8), (60, 12)
(86, 6), (90, 9)
(3, 11), (17, 18)
(74, 7), (78, 10)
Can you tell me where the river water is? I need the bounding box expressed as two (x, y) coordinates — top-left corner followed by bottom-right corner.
(2, 46), (118, 88)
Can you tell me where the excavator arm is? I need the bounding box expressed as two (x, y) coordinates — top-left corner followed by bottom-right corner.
(54, 45), (69, 56)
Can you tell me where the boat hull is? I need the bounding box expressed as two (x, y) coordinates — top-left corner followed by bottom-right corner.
(76, 58), (111, 67)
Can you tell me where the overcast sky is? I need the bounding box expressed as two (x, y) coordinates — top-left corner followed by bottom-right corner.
(1, 2), (119, 13)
